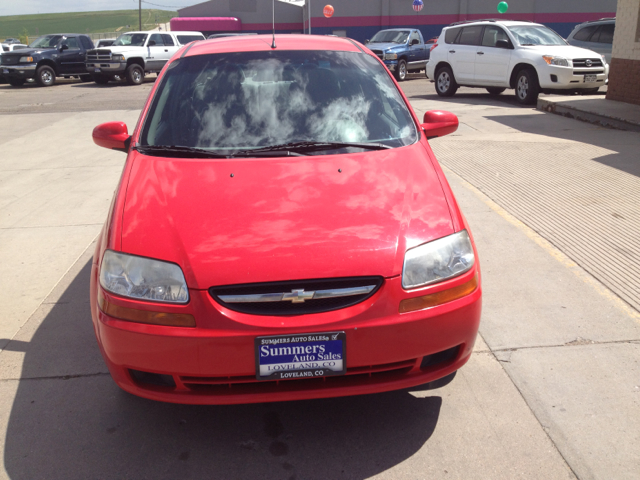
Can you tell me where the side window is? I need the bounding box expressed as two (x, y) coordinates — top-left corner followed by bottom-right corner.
(481, 26), (510, 47)
(593, 23), (614, 44)
(149, 34), (164, 46)
(410, 30), (421, 45)
(162, 34), (175, 46)
(456, 26), (483, 46)
(64, 37), (79, 50)
(572, 25), (598, 42)
(80, 36), (94, 49)
(445, 27), (461, 44)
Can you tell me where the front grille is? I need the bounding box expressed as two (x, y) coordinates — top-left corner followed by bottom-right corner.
(573, 69), (604, 75)
(370, 49), (384, 60)
(86, 49), (112, 61)
(210, 276), (384, 316)
(572, 58), (603, 68)
(0, 55), (19, 65)
(180, 358), (417, 391)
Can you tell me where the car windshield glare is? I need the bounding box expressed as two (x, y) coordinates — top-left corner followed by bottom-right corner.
(29, 35), (62, 48)
(113, 33), (148, 47)
(507, 26), (566, 46)
(140, 50), (418, 154)
(370, 31), (410, 44)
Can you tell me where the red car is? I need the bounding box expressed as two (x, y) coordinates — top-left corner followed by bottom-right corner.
(90, 34), (481, 405)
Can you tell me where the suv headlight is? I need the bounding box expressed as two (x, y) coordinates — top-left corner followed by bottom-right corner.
(402, 231), (475, 289)
(111, 54), (125, 61)
(542, 56), (570, 67)
(384, 52), (398, 60)
(19, 56), (34, 63)
(99, 250), (189, 303)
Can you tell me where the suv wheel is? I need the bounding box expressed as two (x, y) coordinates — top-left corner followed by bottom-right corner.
(515, 68), (540, 105)
(435, 66), (458, 97)
(36, 65), (56, 87)
(486, 87), (506, 95)
(8, 78), (26, 87)
(126, 64), (144, 85)
(395, 59), (407, 82)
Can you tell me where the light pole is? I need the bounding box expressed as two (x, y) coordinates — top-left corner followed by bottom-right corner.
(139, 0), (142, 31)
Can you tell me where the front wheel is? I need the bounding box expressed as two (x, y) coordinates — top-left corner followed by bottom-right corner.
(486, 87), (506, 95)
(581, 87), (600, 95)
(515, 69), (540, 105)
(8, 78), (26, 87)
(394, 59), (407, 82)
(93, 74), (110, 84)
(435, 66), (458, 97)
(126, 64), (144, 85)
(36, 65), (56, 87)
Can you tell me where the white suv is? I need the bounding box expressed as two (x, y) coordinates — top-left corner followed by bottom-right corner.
(426, 20), (609, 104)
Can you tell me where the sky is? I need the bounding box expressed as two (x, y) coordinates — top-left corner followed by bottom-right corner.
(0, 0), (200, 17)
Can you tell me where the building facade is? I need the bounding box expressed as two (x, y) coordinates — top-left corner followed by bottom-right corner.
(177, 0), (617, 41)
(607, 0), (640, 105)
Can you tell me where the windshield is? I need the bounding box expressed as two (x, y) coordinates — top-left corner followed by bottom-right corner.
(369, 30), (410, 44)
(507, 26), (566, 46)
(113, 33), (148, 47)
(140, 50), (418, 154)
(29, 35), (62, 48)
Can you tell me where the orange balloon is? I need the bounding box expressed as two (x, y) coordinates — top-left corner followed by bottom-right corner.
(323, 5), (334, 18)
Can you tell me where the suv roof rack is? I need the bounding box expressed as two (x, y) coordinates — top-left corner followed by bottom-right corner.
(447, 18), (534, 27)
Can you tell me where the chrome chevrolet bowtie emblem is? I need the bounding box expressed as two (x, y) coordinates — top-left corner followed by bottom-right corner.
(586, 59), (593, 67)
(282, 289), (315, 303)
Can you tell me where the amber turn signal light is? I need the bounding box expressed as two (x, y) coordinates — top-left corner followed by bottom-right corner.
(399, 274), (478, 313)
(98, 290), (196, 327)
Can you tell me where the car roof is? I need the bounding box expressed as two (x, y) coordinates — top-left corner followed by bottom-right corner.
(446, 20), (541, 28)
(185, 34), (362, 57)
(575, 18), (615, 27)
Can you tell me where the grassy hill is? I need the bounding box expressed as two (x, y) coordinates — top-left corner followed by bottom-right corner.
(0, 9), (177, 39)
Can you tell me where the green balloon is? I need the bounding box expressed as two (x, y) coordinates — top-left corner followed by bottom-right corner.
(497, 1), (508, 14)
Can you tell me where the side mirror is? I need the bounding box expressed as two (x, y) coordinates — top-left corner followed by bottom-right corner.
(148, 40), (156, 46)
(60, 44), (69, 51)
(496, 39), (512, 49)
(411, 38), (420, 46)
(365, 39), (370, 44)
(421, 110), (458, 139)
(92, 122), (131, 153)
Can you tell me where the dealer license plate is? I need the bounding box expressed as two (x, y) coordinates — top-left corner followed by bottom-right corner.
(255, 332), (346, 381)
(94, 68), (101, 73)
(584, 74), (597, 83)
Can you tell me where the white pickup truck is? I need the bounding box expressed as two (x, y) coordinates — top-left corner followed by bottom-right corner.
(85, 31), (204, 85)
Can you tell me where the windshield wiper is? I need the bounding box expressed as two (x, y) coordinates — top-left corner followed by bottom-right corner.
(235, 141), (392, 156)
(134, 145), (229, 158)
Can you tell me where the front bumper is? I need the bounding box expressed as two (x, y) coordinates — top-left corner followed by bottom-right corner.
(384, 60), (398, 72)
(85, 62), (127, 75)
(538, 63), (609, 90)
(1, 64), (36, 79)
(91, 265), (482, 405)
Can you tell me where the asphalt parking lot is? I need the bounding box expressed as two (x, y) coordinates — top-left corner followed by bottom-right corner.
(1, 75), (639, 479)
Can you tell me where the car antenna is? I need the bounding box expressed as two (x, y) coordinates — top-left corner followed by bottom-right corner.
(271, 0), (277, 48)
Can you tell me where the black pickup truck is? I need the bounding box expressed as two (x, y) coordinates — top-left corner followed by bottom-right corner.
(0, 33), (94, 87)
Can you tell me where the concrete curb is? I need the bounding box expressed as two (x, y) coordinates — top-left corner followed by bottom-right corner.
(537, 97), (640, 133)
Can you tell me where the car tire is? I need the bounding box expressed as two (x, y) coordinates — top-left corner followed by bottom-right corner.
(581, 87), (600, 95)
(8, 78), (26, 87)
(514, 68), (540, 105)
(93, 74), (110, 84)
(35, 65), (56, 87)
(486, 87), (506, 95)
(126, 64), (144, 85)
(79, 75), (93, 83)
(394, 59), (407, 82)
(435, 66), (458, 97)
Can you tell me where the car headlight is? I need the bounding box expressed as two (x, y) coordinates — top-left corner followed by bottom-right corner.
(402, 231), (475, 289)
(384, 52), (398, 60)
(111, 54), (125, 61)
(542, 56), (570, 67)
(99, 250), (189, 303)
(19, 56), (34, 63)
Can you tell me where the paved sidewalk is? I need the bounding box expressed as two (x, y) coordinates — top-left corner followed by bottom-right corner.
(537, 95), (640, 133)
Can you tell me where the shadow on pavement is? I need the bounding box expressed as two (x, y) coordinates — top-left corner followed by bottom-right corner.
(3, 261), (442, 479)
(486, 112), (640, 178)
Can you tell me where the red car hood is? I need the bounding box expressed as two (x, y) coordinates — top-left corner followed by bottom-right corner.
(121, 144), (454, 289)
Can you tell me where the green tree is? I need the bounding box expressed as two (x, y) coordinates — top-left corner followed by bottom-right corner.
(18, 27), (29, 44)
